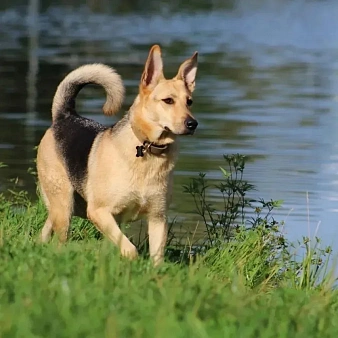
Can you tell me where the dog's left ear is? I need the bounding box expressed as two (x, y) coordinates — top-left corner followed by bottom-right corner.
(141, 45), (164, 90)
(176, 52), (198, 93)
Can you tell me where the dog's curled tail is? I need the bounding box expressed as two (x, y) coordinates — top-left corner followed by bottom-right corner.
(51, 63), (125, 122)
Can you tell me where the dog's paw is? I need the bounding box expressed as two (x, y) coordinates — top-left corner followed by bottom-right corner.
(120, 242), (138, 260)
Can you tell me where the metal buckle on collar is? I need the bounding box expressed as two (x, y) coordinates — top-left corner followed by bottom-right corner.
(136, 142), (150, 157)
(135, 141), (168, 157)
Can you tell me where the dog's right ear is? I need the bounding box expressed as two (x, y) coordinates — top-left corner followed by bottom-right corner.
(141, 45), (164, 90)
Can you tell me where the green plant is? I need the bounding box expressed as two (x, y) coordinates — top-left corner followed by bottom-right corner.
(183, 154), (283, 247)
(287, 236), (334, 290)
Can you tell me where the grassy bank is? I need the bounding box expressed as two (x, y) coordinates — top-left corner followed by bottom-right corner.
(0, 156), (338, 337)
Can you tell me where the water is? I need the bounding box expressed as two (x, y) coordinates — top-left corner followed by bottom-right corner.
(1, 0), (338, 247)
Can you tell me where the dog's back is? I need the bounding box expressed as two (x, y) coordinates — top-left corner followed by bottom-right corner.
(53, 115), (107, 195)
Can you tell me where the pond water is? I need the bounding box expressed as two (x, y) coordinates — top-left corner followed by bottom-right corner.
(1, 0), (338, 247)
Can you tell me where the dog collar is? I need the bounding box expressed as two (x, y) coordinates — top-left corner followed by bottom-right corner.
(136, 141), (169, 157)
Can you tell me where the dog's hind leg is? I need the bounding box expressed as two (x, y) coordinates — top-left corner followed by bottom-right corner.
(37, 129), (74, 243)
(39, 181), (74, 243)
(41, 217), (53, 242)
(39, 185), (53, 242)
(87, 206), (138, 259)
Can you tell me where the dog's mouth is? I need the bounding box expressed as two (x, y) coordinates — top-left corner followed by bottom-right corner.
(185, 129), (195, 135)
(164, 126), (195, 136)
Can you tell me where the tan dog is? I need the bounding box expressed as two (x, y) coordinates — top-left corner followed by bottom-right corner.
(37, 45), (198, 265)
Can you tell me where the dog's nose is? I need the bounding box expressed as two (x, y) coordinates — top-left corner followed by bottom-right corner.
(185, 118), (198, 131)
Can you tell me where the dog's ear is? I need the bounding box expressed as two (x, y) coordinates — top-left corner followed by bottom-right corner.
(176, 52), (198, 93)
(141, 45), (164, 90)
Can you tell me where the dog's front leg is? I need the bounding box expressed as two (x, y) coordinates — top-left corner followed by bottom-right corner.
(87, 206), (138, 259)
(148, 214), (168, 266)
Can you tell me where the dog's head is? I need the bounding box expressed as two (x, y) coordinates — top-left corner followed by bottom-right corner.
(131, 45), (198, 144)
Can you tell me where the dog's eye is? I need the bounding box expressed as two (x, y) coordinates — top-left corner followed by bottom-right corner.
(162, 98), (174, 105)
(187, 98), (193, 107)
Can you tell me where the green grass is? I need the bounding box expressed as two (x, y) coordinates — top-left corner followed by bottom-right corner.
(1, 156), (338, 337)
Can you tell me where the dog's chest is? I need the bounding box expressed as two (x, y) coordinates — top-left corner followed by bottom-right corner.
(116, 199), (146, 223)
(115, 189), (156, 223)
(114, 163), (170, 222)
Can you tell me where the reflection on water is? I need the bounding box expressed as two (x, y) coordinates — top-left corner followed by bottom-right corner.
(1, 0), (338, 246)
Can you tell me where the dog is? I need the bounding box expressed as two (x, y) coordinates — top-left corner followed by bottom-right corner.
(36, 45), (198, 265)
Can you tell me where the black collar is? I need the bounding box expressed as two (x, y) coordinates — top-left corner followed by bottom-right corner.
(136, 141), (169, 157)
